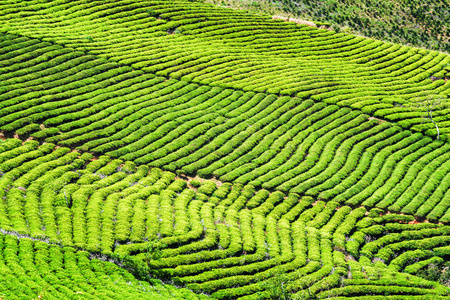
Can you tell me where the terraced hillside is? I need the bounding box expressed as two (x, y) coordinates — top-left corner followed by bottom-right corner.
(1, 0), (450, 299)
(1, 139), (450, 299)
(0, 1), (450, 138)
(2, 31), (450, 222)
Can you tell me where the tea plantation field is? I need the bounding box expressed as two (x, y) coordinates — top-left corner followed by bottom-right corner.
(0, 0), (450, 299)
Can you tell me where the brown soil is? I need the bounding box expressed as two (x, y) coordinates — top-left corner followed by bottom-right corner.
(368, 116), (386, 124)
(408, 219), (429, 224)
(272, 15), (317, 27)
(176, 174), (224, 191)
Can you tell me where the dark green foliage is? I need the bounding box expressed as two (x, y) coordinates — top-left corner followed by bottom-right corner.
(245, 0), (450, 53)
(416, 261), (450, 287)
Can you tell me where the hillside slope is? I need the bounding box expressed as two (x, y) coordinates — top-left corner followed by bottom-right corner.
(207, 0), (450, 53)
(1, 0), (450, 299)
(0, 230), (208, 300)
(2, 32), (450, 221)
(0, 0), (449, 139)
(0, 139), (450, 299)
